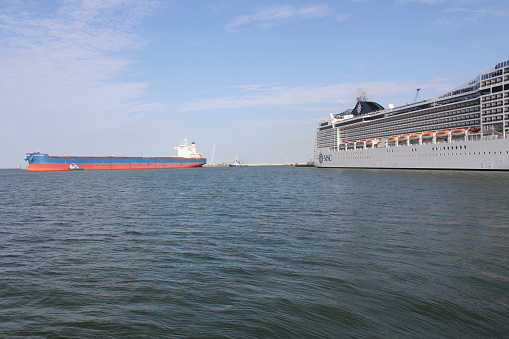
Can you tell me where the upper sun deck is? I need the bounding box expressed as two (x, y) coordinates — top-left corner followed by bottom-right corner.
(319, 60), (509, 128)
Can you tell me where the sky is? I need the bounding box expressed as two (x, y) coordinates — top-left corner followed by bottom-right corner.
(1, 0), (509, 168)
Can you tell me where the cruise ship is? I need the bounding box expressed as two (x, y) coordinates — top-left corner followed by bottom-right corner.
(314, 60), (509, 170)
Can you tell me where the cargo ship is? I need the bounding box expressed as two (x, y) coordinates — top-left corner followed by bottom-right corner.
(24, 139), (206, 171)
(314, 59), (509, 170)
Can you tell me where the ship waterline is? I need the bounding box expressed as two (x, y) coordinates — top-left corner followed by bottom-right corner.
(315, 60), (509, 170)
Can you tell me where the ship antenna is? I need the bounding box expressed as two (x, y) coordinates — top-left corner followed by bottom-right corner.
(414, 88), (421, 102)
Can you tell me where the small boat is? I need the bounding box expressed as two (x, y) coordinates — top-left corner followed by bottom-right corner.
(229, 157), (247, 167)
(409, 133), (422, 139)
(398, 135), (410, 140)
(295, 161), (315, 167)
(469, 126), (481, 133)
(69, 163), (83, 171)
(388, 136), (399, 141)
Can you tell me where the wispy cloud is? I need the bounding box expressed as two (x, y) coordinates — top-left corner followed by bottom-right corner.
(394, 0), (509, 30)
(179, 80), (453, 112)
(0, 0), (162, 127)
(395, 0), (447, 4)
(224, 4), (345, 31)
(427, 4), (509, 30)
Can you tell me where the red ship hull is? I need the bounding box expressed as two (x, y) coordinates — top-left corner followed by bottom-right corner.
(25, 139), (207, 171)
(26, 162), (204, 171)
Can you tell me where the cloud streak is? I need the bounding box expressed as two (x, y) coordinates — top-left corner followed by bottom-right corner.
(0, 0), (162, 125)
(179, 80), (453, 112)
(224, 4), (344, 31)
(427, 4), (509, 30)
(394, 0), (509, 30)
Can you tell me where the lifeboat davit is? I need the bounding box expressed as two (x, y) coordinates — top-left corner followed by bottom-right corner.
(422, 131), (436, 138)
(452, 128), (467, 136)
(436, 130), (451, 137)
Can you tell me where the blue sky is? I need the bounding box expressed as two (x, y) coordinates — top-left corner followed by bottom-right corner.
(1, 0), (509, 168)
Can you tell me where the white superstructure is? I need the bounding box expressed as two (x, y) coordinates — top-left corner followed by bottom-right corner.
(175, 139), (203, 159)
(314, 60), (509, 170)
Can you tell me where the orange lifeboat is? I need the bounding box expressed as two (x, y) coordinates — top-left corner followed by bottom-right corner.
(452, 128), (467, 136)
(366, 138), (380, 146)
(409, 133), (422, 139)
(422, 131), (436, 138)
(398, 135), (410, 140)
(436, 130), (451, 137)
(388, 136), (399, 141)
(469, 126), (480, 133)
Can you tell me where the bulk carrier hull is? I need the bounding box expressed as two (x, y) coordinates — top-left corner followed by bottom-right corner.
(314, 59), (509, 171)
(24, 139), (206, 171)
(24, 155), (206, 171)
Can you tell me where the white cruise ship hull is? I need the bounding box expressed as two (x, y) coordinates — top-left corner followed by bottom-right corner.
(316, 138), (509, 170)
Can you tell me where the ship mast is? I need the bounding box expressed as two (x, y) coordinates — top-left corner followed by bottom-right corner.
(414, 88), (421, 102)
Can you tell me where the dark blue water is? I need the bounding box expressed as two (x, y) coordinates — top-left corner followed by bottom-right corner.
(1, 167), (508, 338)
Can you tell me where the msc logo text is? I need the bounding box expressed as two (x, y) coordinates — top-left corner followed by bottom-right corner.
(318, 153), (331, 164)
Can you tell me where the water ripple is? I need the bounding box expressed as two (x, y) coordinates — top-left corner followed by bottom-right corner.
(1, 168), (508, 337)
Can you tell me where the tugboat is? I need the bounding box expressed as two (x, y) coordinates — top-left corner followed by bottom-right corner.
(229, 157), (247, 167)
(68, 163), (83, 170)
(295, 161), (315, 167)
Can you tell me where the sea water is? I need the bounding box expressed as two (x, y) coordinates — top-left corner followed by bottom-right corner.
(1, 167), (508, 337)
